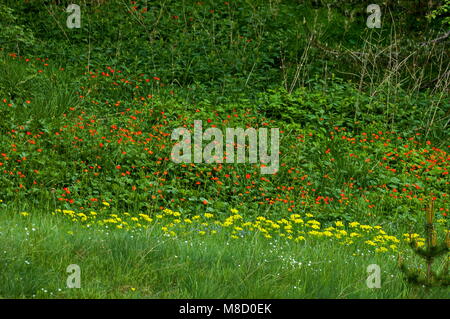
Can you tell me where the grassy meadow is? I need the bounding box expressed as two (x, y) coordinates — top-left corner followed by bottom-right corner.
(0, 0), (448, 298)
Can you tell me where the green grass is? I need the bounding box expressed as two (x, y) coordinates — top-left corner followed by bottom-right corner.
(0, 208), (447, 299)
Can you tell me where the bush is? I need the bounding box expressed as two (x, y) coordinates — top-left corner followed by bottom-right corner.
(0, 4), (35, 52)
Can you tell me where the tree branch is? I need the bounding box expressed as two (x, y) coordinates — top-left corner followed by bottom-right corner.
(420, 30), (450, 47)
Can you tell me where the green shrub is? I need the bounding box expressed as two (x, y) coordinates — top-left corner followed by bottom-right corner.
(0, 4), (35, 52)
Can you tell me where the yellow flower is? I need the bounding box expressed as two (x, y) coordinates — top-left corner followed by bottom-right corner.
(139, 214), (152, 222)
(403, 233), (420, 239)
(102, 201), (110, 207)
(365, 240), (377, 246)
(335, 221), (344, 227)
(384, 235), (400, 243)
(360, 224), (373, 231)
(20, 212), (29, 217)
(271, 223), (281, 229)
(204, 213), (214, 218)
(375, 247), (388, 253)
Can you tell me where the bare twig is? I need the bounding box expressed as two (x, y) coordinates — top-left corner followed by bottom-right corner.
(420, 30), (450, 47)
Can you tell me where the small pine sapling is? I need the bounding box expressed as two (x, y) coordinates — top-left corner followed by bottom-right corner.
(398, 201), (449, 287)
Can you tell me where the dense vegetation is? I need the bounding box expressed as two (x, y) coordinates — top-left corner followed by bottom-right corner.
(0, 0), (448, 298)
